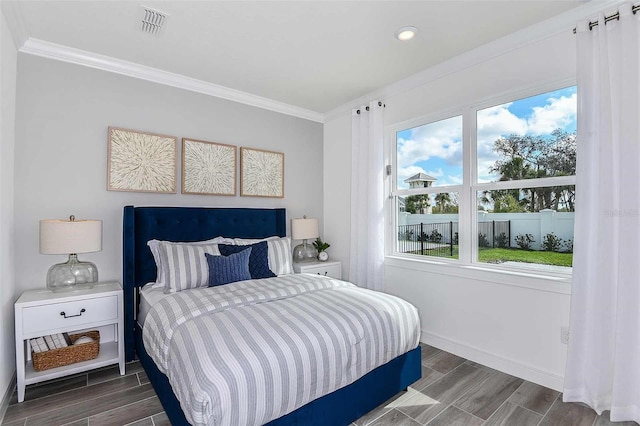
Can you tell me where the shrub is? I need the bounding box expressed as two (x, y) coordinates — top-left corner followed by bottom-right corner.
(564, 239), (574, 253)
(478, 232), (490, 248)
(429, 229), (443, 243)
(542, 233), (563, 252)
(515, 233), (535, 250)
(418, 232), (429, 242)
(453, 232), (459, 245)
(495, 232), (509, 248)
(398, 229), (414, 241)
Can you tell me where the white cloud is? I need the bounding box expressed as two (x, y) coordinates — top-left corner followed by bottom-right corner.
(397, 165), (427, 188)
(397, 116), (463, 169)
(527, 93), (577, 135)
(477, 103), (527, 141)
(476, 104), (524, 180)
(426, 168), (444, 178)
(446, 174), (463, 185)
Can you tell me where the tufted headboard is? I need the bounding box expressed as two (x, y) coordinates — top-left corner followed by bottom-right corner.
(122, 205), (287, 360)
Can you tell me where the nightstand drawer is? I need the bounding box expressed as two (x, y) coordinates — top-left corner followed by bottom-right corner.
(300, 263), (342, 279)
(22, 295), (118, 335)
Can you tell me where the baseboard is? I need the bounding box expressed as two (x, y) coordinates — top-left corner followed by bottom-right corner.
(0, 373), (16, 424)
(421, 329), (564, 392)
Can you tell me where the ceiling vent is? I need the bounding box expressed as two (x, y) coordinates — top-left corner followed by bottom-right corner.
(139, 6), (168, 36)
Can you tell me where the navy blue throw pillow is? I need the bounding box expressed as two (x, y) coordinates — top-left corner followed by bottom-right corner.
(219, 242), (276, 279)
(205, 249), (252, 286)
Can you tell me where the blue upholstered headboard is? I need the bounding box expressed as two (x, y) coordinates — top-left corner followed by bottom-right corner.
(122, 205), (287, 360)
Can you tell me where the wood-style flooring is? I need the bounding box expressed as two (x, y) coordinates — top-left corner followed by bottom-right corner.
(2, 343), (637, 425)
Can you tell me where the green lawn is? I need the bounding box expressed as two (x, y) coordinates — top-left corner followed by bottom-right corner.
(411, 246), (573, 267)
(478, 247), (573, 267)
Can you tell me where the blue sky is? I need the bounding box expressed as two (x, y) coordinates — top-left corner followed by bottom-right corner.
(396, 86), (577, 188)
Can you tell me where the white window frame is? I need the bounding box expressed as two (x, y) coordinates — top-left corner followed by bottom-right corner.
(387, 109), (465, 263)
(385, 79), (576, 284)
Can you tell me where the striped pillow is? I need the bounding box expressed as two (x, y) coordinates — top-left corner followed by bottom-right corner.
(234, 236), (293, 275)
(158, 241), (222, 293)
(205, 249), (252, 286)
(148, 237), (234, 289)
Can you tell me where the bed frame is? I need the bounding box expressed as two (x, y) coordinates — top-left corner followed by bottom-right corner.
(123, 205), (421, 425)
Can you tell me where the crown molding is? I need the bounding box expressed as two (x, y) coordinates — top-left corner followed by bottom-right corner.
(324, 0), (624, 123)
(19, 38), (325, 123)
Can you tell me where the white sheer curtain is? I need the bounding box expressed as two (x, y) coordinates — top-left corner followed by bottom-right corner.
(564, 4), (640, 423)
(350, 101), (385, 291)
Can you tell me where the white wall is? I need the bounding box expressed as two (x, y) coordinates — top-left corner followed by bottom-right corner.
(0, 8), (17, 413)
(322, 113), (351, 277)
(385, 260), (570, 390)
(14, 54), (323, 297)
(324, 29), (577, 390)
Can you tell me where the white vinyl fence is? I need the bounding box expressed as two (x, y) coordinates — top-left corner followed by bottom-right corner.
(398, 210), (575, 251)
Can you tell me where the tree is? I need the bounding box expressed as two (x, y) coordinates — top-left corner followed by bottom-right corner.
(434, 193), (451, 213)
(405, 195), (431, 214)
(488, 129), (576, 212)
(435, 192), (459, 213)
(491, 191), (525, 213)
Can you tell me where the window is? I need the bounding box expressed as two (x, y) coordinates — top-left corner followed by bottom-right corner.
(389, 86), (577, 274)
(393, 116), (462, 260)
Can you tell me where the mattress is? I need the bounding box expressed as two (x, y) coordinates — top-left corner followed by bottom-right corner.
(142, 274), (420, 426)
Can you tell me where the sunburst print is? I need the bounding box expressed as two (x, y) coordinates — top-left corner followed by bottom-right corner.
(182, 139), (236, 195)
(108, 127), (177, 193)
(241, 148), (284, 198)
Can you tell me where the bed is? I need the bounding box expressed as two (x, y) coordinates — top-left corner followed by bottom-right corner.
(123, 205), (421, 425)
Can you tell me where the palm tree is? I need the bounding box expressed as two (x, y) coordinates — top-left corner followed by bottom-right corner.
(405, 194), (430, 214)
(434, 193), (451, 213)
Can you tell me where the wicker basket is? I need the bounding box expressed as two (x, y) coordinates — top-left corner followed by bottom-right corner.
(32, 331), (100, 372)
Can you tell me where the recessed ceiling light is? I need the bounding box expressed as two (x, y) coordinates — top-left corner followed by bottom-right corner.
(395, 26), (417, 41)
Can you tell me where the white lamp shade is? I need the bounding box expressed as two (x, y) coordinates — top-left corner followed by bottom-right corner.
(291, 217), (319, 240)
(40, 219), (102, 254)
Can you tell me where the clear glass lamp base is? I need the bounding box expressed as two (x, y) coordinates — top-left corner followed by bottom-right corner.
(47, 254), (98, 292)
(292, 241), (318, 262)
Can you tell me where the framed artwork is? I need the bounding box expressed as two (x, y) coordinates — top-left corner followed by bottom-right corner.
(240, 147), (284, 198)
(182, 138), (236, 196)
(107, 127), (177, 193)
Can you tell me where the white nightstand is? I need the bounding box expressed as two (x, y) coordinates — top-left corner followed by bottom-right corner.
(14, 281), (125, 402)
(293, 260), (342, 279)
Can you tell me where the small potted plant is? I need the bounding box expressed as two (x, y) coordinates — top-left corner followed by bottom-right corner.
(313, 237), (331, 262)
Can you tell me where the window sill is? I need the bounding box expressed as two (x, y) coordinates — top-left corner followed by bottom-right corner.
(385, 255), (572, 295)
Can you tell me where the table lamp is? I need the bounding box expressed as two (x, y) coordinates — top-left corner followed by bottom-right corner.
(39, 215), (102, 292)
(291, 216), (319, 262)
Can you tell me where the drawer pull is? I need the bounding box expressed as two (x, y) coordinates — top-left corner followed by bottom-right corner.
(316, 272), (328, 276)
(60, 308), (86, 318)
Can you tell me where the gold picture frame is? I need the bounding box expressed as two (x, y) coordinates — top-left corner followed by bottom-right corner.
(107, 127), (177, 193)
(182, 138), (237, 196)
(240, 147), (284, 198)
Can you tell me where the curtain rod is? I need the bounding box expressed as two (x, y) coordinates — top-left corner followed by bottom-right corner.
(356, 101), (385, 115)
(573, 4), (639, 34)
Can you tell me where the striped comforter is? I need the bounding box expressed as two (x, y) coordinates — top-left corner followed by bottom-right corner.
(143, 274), (420, 426)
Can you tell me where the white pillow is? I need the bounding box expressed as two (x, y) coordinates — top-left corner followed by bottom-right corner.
(235, 236), (293, 275)
(148, 237), (234, 289)
(233, 236), (280, 245)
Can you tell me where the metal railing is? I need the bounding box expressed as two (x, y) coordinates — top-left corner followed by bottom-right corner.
(477, 220), (511, 248)
(397, 221), (457, 257)
(397, 220), (510, 258)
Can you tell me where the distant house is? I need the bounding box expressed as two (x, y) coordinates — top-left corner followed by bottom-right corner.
(404, 173), (437, 214)
(404, 172), (437, 189)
